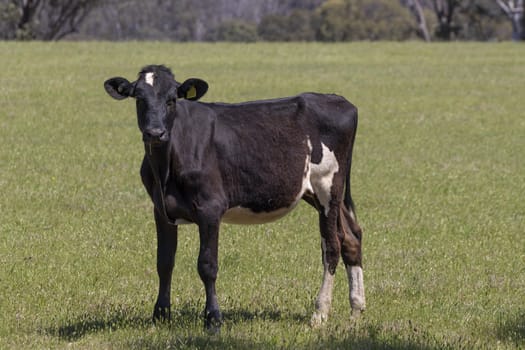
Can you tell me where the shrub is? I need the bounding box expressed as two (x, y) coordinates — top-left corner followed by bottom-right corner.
(258, 10), (316, 41)
(207, 20), (258, 42)
(315, 0), (417, 41)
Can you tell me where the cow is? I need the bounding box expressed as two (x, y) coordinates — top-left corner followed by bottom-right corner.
(103, 65), (365, 332)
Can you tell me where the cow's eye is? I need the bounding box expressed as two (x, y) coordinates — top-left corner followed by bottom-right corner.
(166, 99), (176, 108)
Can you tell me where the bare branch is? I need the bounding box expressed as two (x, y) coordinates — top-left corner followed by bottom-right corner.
(406, 0), (431, 41)
(495, 0), (524, 40)
(496, 0), (524, 18)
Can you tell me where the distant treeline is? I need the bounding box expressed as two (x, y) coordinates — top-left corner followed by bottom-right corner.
(1, 0), (522, 42)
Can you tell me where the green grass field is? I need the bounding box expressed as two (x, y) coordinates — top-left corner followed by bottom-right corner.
(1, 41), (524, 349)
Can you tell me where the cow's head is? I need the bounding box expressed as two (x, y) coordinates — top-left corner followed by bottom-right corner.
(104, 65), (208, 145)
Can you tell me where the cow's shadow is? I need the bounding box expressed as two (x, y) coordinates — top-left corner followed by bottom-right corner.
(496, 310), (525, 345)
(48, 302), (307, 342)
(53, 304), (524, 349)
(47, 304), (455, 349)
(223, 307), (308, 324)
(49, 311), (150, 342)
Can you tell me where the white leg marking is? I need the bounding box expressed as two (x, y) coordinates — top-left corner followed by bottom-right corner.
(310, 143), (339, 216)
(145, 72), (155, 86)
(347, 266), (366, 314)
(311, 238), (335, 327)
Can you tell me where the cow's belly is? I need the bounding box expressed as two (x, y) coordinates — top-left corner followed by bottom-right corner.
(222, 202), (299, 225)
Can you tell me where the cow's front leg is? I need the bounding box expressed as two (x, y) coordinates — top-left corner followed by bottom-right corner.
(153, 209), (178, 323)
(197, 220), (222, 333)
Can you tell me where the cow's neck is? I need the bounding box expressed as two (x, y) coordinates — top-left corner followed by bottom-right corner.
(146, 143), (170, 184)
(145, 143), (174, 224)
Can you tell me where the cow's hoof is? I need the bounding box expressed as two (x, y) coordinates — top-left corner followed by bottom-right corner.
(310, 311), (329, 328)
(152, 304), (171, 324)
(204, 310), (222, 334)
(350, 307), (365, 320)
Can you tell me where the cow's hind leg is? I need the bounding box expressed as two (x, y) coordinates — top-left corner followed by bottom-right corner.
(310, 200), (341, 327)
(338, 205), (366, 317)
(153, 210), (178, 323)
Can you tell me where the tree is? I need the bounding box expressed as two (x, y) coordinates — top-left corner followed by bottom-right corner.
(0, 1), (19, 39)
(431, 0), (462, 40)
(315, 0), (351, 41)
(287, 9), (317, 41)
(0, 0), (101, 40)
(1, 0), (512, 41)
(77, 0), (323, 41)
(496, 0), (524, 40)
(456, 0), (509, 40)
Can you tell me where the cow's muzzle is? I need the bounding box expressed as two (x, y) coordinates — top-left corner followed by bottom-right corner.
(143, 128), (169, 144)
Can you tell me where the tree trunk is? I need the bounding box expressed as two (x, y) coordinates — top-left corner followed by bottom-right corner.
(16, 0), (41, 37)
(407, 0), (431, 41)
(496, 0), (525, 41)
(433, 0), (459, 40)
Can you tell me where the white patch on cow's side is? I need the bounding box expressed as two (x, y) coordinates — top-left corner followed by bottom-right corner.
(347, 265), (366, 315)
(301, 138), (314, 195)
(309, 142), (339, 216)
(311, 238), (335, 327)
(145, 72), (155, 86)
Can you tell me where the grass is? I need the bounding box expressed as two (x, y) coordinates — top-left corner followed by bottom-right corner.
(1, 41), (524, 349)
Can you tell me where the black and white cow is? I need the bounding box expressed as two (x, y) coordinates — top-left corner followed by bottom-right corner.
(104, 65), (365, 331)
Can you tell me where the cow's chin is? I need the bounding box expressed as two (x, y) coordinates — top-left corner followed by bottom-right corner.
(143, 139), (168, 151)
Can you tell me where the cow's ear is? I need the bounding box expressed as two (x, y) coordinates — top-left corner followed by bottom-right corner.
(177, 78), (208, 101)
(104, 77), (133, 100)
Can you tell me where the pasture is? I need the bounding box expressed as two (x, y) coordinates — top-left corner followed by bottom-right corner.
(0, 41), (524, 349)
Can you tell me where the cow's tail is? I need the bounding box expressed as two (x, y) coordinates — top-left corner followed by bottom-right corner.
(338, 190), (362, 267)
(344, 169), (356, 218)
(342, 159), (361, 241)
(338, 122), (363, 267)
(343, 106), (358, 219)
(339, 104), (362, 244)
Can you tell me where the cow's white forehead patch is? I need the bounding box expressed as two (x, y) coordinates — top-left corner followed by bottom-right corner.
(145, 72), (155, 86)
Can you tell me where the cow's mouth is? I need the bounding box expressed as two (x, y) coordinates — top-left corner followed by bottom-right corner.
(143, 137), (168, 146)
(143, 128), (169, 145)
